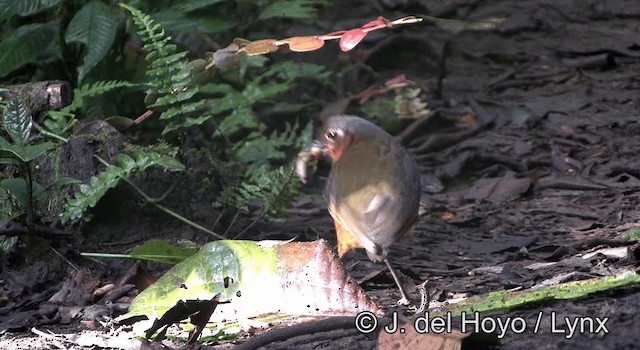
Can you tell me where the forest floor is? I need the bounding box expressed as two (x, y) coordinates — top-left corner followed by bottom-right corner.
(2, 0), (640, 349)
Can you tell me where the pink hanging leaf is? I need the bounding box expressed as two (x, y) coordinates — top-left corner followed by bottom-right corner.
(339, 29), (367, 52)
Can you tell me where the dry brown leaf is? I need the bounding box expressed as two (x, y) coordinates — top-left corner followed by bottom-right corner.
(284, 36), (325, 52)
(378, 325), (469, 350)
(243, 39), (279, 56)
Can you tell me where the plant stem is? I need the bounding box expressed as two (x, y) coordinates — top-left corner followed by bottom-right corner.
(32, 123), (68, 142)
(122, 177), (226, 240)
(24, 162), (34, 231)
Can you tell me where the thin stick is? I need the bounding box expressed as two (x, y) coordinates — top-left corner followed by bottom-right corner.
(384, 258), (411, 305)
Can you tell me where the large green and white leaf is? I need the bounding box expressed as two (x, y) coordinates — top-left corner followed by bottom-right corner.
(0, 22), (58, 78)
(120, 240), (381, 335)
(0, 0), (60, 20)
(2, 98), (32, 146)
(65, 1), (119, 83)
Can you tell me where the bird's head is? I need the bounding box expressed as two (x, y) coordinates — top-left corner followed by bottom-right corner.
(315, 115), (389, 162)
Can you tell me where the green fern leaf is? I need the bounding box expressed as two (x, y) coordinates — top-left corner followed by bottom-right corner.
(0, 22), (59, 78)
(216, 107), (259, 137)
(0, 0), (60, 20)
(61, 149), (185, 224)
(121, 4), (205, 133)
(65, 1), (119, 83)
(258, 165), (300, 221)
(218, 165), (300, 222)
(44, 80), (137, 135)
(68, 80), (139, 111)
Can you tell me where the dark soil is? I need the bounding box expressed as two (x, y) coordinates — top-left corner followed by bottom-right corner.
(2, 0), (640, 349)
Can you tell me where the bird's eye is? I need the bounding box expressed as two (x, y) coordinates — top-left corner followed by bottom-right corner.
(326, 130), (339, 140)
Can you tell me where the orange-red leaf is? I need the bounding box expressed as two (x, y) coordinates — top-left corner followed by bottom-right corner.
(285, 36), (325, 52)
(339, 28), (367, 51)
(244, 39), (278, 56)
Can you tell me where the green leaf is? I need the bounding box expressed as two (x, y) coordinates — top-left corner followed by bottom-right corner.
(258, 0), (323, 20)
(0, 235), (18, 252)
(0, 141), (56, 163)
(170, 0), (227, 12)
(129, 239), (199, 264)
(65, 1), (119, 83)
(0, 0), (61, 20)
(152, 11), (237, 34)
(0, 22), (58, 78)
(0, 178), (45, 209)
(2, 97), (32, 146)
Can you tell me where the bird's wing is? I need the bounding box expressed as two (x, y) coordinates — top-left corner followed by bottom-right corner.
(327, 185), (399, 257)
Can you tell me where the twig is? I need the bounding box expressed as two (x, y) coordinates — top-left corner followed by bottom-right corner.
(396, 110), (436, 144)
(233, 316), (361, 350)
(0, 222), (73, 238)
(51, 247), (79, 271)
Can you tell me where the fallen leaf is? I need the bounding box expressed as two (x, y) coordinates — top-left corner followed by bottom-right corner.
(119, 240), (381, 333)
(378, 325), (469, 350)
(464, 176), (531, 203)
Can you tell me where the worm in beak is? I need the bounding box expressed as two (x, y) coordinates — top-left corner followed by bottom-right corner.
(296, 140), (325, 184)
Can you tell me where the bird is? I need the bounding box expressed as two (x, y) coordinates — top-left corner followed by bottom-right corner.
(299, 115), (421, 304)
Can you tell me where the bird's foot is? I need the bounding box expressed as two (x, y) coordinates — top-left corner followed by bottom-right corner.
(396, 296), (411, 306)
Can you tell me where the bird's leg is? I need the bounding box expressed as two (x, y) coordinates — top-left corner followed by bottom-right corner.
(384, 258), (411, 306)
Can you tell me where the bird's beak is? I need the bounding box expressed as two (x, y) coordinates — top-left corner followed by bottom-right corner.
(308, 139), (327, 155)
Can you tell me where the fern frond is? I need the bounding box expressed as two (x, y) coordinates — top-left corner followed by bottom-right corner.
(236, 119), (312, 179)
(216, 165), (299, 222)
(120, 4), (191, 98)
(61, 149), (185, 224)
(256, 165), (300, 221)
(68, 80), (138, 111)
(121, 4), (204, 134)
(44, 80), (136, 135)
